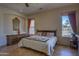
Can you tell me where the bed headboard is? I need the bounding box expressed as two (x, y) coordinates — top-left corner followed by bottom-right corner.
(37, 30), (56, 36)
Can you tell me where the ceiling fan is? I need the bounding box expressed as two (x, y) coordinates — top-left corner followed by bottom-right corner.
(25, 3), (30, 7)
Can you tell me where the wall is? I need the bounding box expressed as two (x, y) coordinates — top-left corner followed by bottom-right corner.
(3, 14), (27, 35)
(0, 7), (28, 46)
(28, 4), (79, 46)
(0, 12), (6, 46)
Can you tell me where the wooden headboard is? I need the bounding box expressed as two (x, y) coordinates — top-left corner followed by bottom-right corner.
(37, 30), (57, 36)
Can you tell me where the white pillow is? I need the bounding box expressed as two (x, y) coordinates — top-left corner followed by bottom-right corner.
(47, 32), (54, 37)
(37, 32), (42, 36)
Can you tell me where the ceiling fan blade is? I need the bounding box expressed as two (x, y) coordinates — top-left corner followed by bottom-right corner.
(25, 3), (29, 7)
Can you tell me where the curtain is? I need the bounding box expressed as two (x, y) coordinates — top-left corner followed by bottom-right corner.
(68, 11), (77, 33)
(23, 18), (26, 32)
(28, 18), (31, 33)
(17, 17), (20, 35)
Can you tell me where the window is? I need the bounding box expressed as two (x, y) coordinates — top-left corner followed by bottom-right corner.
(62, 16), (73, 37)
(29, 19), (35, 34)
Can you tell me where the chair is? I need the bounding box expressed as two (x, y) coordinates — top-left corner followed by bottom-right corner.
(70, 34), (78, 49)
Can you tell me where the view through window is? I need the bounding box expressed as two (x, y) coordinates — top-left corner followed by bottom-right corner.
(62, 16), (73, 37)
(29, 19), (35, 34)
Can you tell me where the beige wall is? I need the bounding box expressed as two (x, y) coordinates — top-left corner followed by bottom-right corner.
(0, 12), (6, 46)
(0, 7), (28, 46)
(28, 4), (79, 46)
(3, 14), (27, 35)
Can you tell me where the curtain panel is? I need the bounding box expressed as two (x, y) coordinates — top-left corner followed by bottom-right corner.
(28, 18), (31, 33)
(68, 11), (77, 33)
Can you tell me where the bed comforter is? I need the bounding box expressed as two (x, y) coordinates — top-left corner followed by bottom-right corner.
(18, 35), (57, 56)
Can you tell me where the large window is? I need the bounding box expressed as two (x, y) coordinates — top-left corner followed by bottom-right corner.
(29, 19), (35, 34)
(62, 16), (73, 37)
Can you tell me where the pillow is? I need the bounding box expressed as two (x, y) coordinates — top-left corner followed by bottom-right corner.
(47, 32), (55, 37)
(42, 32), (47, 36)
(50, 33), (55, 36)
(37, 32), (42, 36)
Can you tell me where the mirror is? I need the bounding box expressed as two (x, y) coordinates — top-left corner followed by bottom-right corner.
(13, 17), (19, 31)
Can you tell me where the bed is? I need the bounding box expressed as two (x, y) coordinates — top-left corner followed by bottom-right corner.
(18, 30), (57, 56)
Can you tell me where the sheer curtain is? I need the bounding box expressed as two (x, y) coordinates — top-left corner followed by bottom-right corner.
(28, 18), (31, 34)
(68, 11), (77, 33)
(28, 18), (35, 34)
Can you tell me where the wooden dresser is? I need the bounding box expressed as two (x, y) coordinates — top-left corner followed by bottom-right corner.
(6, 34), (29, 46)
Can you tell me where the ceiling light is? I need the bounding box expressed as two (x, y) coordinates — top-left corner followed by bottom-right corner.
(39, 8), (43, 10)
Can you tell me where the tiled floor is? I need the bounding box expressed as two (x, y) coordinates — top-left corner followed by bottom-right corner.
(0, 44), (77, 56)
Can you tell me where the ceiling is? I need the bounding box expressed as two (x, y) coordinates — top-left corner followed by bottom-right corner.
(0, 3), (75, 15)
